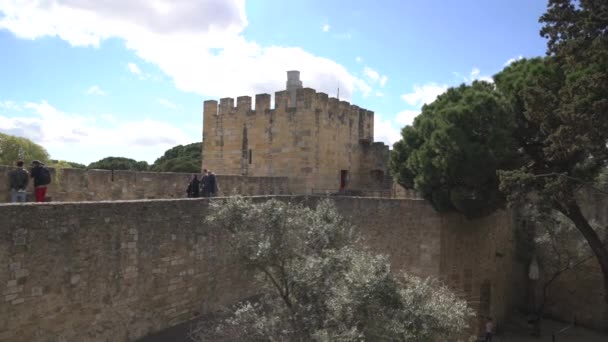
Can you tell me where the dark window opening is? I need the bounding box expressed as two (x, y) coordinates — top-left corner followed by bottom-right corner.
(249, 149), (252, 164)
(340, 170), (348, 190)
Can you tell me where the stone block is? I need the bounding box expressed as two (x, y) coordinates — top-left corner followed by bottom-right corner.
(14, 269), (28, 279)
(4, 294), (18, 302)
(31, 287), (43, 296)
(11, 298), (24, 305)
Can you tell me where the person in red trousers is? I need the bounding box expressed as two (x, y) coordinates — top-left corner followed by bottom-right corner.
(30, 160), (51, 202)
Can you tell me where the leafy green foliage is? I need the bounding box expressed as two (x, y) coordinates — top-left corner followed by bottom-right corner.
(47, 159), (86, 169)
(150, 142), (201, 173)
(497, 0), (608, 304)
(87, 156), (149, 171)
(0, 132), (49, 166)
(498, 0), (608, 198)
(196, 197), (473, 342)
(390, 81), (518, 218)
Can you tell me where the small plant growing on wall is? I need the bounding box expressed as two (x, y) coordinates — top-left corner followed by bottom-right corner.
(193, 196), (473, 341)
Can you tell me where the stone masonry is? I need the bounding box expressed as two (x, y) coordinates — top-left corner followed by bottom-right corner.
(0, 196), (520, 341)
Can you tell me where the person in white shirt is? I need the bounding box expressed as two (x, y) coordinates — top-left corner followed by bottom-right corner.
(484, 317), (494, 342)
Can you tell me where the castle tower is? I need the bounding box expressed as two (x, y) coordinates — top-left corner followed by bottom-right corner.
(286, 70), (303, 106)
(202, 71), (390, 194)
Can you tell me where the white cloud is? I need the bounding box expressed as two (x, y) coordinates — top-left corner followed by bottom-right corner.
(355, 56), (362, 63)
(375, 91), (384, 97)
(86, 85), (106, 96)
(364, 66), (380, 81)
(396, 83), (447, 129)
(400, 83), (448, 107)
(128, 62), (142, 75)
(379, 75), (388, 87)
(470, 68), (493, 83)
(0, 0), (247, 46)
(505, 55), (524, 66)
(321, 24), (330, 32)
(0, 1), (370, 101)
(0, 100), (22, 111)
(395, 109), (420, 126)
(127, 62), (153, 80)
(0, 100), (190, 163)
(470, 67), (480, 78)
(374, 113), (400, 148)
(463, 67), (493, 83)
(363, 66), (388, 89)
(157, 98), (181, 110)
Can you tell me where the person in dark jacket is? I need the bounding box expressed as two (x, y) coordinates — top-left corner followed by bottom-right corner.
(207, 171), (219, 197)
(186, 175), (200, 198)
(200, 169), (209, 197)
(9, 160), (29, 203)
(30, 160), (50, 202)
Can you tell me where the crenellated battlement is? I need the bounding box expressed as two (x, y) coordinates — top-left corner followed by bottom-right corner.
(203, 87), (374, 119)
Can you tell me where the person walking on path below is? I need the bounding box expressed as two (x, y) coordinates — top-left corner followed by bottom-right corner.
(484, 317), (494, 342)
(9, 160), (29, 203)
(30, 160), (50, 202)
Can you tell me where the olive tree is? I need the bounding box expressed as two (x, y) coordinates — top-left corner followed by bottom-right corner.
(193, 197), (473, 342)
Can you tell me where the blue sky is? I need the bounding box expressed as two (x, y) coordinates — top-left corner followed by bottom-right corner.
(0, 0), (548, 164)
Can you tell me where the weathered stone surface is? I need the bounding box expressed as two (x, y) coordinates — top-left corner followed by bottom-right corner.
(0, 196), (519, 341)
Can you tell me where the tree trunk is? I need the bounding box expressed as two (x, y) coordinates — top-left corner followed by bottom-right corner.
(559, 202), (608, 310)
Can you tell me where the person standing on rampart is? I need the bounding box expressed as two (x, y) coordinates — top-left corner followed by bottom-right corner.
(30, 160), (51, 202)
(207, 170), (219, 197)
(200, 169), (209, 197)
(187, 175), (200, 198)
(9, 160), (29, 203)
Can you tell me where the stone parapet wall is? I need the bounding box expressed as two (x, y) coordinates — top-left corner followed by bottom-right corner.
(0, 165), (290, 203)
(0, 196), (518, 341)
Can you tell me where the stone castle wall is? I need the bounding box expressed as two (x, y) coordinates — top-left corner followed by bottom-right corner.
(202, 87), (390, 194)
(542, 191), (608, 329)
(439, 210), (525, 335)
(0, 196), (520, 341)
(0, 165), (290, 203)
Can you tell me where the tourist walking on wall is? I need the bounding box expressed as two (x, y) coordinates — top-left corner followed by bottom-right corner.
(8, 160), (29, 203)
(187, 175), (200, 198)
(30, 160), (51, 202)
(200, 169), (209, 197)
